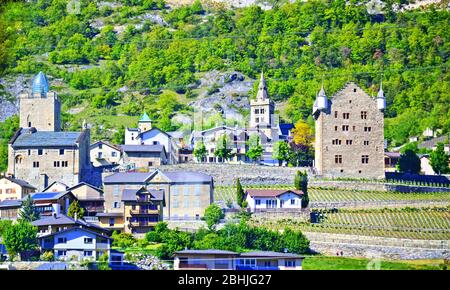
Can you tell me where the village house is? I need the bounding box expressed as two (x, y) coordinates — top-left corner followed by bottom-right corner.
(313, 82), (386, 179)
(245, 189), (303, 212)
(67, 182), (105, 216)
(0, 176), (36, 202)
(43, 181), (69, 193)
(0, 200), (22, 220)
(173, 250), (304, 270)
(7, 72), (92, 191)
(90, 141), (121, 168)
(120, 144), (168, 169)
(102, 169), (213, 222)
(174, 250), (239, 270)
(384, 152), (401, 172)
(38, 227), (112, 262)
(30, 191), (77, 216)
(124, 112), (179, 164)
(122, 187), (164, 234)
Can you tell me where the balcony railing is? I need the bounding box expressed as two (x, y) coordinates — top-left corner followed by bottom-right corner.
(129, 221), (158, 227)
(129, 209), (159, 215)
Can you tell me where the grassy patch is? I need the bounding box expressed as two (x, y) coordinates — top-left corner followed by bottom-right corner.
(302, 256), (446, 270)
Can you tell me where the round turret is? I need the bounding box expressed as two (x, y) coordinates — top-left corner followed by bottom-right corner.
(316, 85), (328, 110)
(376, 82), (386, 111)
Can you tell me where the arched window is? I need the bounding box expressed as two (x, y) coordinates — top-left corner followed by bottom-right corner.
(15, 155), (24, 164)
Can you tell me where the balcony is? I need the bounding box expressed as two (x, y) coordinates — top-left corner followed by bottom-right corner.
(129, 209), (159, 215)
(178, 263), (208, 270)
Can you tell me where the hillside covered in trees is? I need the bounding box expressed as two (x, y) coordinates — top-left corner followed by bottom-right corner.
(0, 0), (448, 153)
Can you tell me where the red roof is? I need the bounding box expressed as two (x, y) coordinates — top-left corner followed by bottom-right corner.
(245, 189), (303, 198)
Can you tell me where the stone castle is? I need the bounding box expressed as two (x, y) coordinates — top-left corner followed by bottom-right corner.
(7, 72), (92, 190)
(313, 82), (386, 179)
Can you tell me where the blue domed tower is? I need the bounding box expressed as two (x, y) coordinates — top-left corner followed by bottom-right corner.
(32, 71), (50, 96)
(19, 71), (61, 131)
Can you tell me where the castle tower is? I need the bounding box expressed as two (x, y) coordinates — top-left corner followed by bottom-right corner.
(138, 111), (152, 132)
(313, 82), (385, 179)
(19, 71), (61, 131)
(250, 71), (275, 130)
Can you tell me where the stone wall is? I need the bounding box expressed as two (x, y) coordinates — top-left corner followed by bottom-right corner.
(305, 232), (449, 260)
(159, 163), (305, 185)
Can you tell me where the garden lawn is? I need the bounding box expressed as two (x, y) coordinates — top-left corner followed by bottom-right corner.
(302, 256), (446, 270)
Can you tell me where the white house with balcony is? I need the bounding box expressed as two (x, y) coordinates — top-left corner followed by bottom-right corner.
(38, 227), (112, 262)
(245, 189), (303, 212)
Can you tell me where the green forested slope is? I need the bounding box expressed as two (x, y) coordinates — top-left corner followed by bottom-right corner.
(0, 0), (448, 148)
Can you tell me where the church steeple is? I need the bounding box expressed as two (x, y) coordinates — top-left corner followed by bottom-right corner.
(256, 70), (269, 100)
(138, 111), (152, 132)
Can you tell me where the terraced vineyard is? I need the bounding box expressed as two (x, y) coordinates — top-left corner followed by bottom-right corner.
(214, 185), (450, 204)
(250, 208), (450, 240)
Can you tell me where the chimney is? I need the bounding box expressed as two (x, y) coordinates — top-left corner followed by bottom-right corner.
(52, 203), (61, 216)
(74, 212), (78, 221)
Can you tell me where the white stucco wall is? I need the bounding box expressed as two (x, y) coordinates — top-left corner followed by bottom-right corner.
(246, 192), (302, 212)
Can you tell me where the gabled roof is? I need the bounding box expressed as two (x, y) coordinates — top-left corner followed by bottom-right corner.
(11, 130), (83, 148)
(121, 188), (164, 202)
(120, 144), (166, 154)
(0, 199), (22, 208)
(240, 251), (304, 259)
(245, 189), (303, 198)
(67, 182), (103, 194)
(90, 141), (121, 151)
(32, 213), (108, 233)
(103, 170), (213, 184)
(279, 123), (294, 136)
(175, 249), (238, 255)
(0, 176), (36, 189)
(137, 127), (171, 139)
(31, 191), (73, 201)
(43, 181), (69, 192)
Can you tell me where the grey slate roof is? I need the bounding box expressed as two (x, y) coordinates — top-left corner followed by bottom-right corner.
(104, 170), (213, 184)
(39, 226), (111, 239)
(175, 249), (238, 255)
(240, 251), (304, 259)
(96, 212), (123, 217)
(164, 171), (213, 183)
(121, 144), (165, 153)
(12, 130), (82, 148)
(32, 213), (107, 232)
(418, 135), (449, 149)
(0, 199), (22, 208)
(122, 188), (164, 202)
(0, 176), (36, 189)
(31, 191), (70, 201)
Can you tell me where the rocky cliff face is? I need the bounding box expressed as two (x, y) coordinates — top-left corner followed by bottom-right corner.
(0, 75), (33, 121)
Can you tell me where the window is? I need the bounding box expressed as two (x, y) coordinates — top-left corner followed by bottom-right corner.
(109, 218), (115, 226)
(353, 126), (356, 131)
(362, 155), (369, 164)
(334, 111), (338, 118)
(98, 152), (103, 159)
(335, 155), (342, 164)
(343, 113), (350, 119)
(285, 260), (296, 267)
(148, 162), (153, 167)
(260, 108), (265, 114)
(84, 238), (93, 244)
(255, 117), (259, 123)
(99, 144), (103, 149)
(57, 250), (66, 256)
(112, 152), (117, 157)
(173, 200), (179, 208)
(54, 161), (60, 167)
(266, 200), (277, 208)
(33, 161), (39, 168)
(28, 150), (31, 156)
(290, 199), (295, 205)
(57, 237), (67, 243)
(364, 126), (372, 132)
(84, 251), (93, 257)
(113, 185), (120, 197)
(38, 149), (43, 155)
(59, 149), (64, 155)
(255, 109), (260, 114)
(364, 140), (369, 146)
(255, 199), (261, 206)
(334, 126), (338, 131)
(353, 88), (357, 92)
(342, 125), (349, 131)
(62, 161), (68, 167)
(153, 141), (158, 145)
(346, 140), (353, 145)
(361, 111), (367, 119)
(113, 201), (121, 208)
(332, 139), (341, 145)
